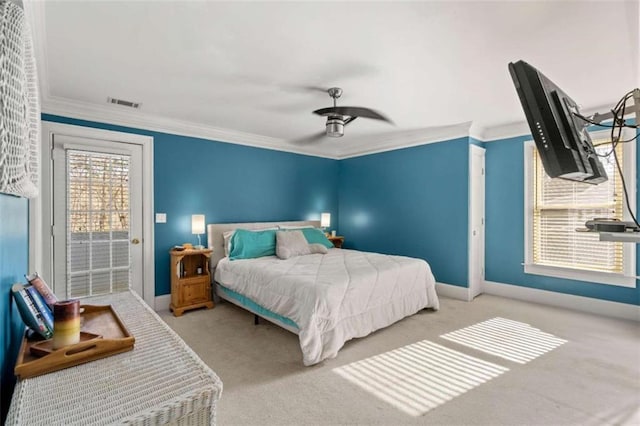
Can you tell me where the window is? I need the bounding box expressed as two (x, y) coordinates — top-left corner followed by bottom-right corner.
(66, 150), (131, 297)
(524, 130), (636, 287)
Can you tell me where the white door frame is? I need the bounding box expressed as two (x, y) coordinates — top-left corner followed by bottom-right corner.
(31, 121), (155, 307)
(468, 144), (486, 301)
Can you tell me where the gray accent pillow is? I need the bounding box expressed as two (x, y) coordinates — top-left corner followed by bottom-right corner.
(276, 230), (328, 259)
(308, 243), (329, 255)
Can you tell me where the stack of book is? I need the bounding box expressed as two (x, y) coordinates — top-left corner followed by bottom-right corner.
(12, 273), (59, 340)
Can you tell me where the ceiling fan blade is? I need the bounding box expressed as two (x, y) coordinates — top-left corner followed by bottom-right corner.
(289, 131), (327, 145)
(279, 84), (328, 94)
(343, 116), (358, 126)
(299, 85), (329, 93)
(334, 106), (392, 123)
(313, 106), (393, 123)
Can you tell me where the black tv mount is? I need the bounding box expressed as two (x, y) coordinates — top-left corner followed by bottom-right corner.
(583, 88), (640, 240)
(585, 88), (640, 129)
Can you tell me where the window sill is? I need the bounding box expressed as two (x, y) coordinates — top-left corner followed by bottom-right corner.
(524, 263), (636, 288)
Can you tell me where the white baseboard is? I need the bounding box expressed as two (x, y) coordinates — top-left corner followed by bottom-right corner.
(154, 294), (171, 311)
(483, 280), (640, 322)
(436, 282), (470, 301)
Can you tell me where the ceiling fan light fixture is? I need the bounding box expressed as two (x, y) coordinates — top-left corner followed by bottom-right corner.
(296, 87), (391, 144)
(326, 116), (344, 137)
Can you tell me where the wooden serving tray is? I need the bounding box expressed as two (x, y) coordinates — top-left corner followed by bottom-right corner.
(15, 304), (135, 379)
(29, 331), (103, 357)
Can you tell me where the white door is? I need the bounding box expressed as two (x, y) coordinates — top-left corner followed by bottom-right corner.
(468, 144), (485, 300)
(52, 134), (143, 299)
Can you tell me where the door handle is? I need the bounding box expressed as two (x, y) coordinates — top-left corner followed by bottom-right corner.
(131, 238), (140, 245)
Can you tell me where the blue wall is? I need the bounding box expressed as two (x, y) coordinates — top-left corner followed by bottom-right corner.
(485, 134), (640, 306)
(0, 194), (29, 420)
(338, 137), (470, 287)
(42, 114), (339, 296)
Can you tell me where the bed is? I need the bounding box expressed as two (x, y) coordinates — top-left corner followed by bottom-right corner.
(208, 221), (439, 366)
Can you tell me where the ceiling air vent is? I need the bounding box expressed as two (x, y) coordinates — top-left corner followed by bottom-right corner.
(107, 97), (141, 109)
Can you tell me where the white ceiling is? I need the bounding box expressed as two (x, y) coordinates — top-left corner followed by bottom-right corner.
(27, 1), (639, 158)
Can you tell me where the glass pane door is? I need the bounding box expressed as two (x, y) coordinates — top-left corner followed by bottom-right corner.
(52, 134), (143, 299)
(66, 150), (131, 297)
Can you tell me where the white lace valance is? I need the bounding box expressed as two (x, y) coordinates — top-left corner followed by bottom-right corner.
(0, 0), (40, 198)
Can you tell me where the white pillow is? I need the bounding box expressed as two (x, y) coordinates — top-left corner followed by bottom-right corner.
(222, 230), (235, 257)
(276, 230), (328, 260)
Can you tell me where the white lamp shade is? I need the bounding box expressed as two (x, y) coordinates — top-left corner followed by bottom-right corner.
(320, 212), (331, 228)
(192, 214), (205, 235)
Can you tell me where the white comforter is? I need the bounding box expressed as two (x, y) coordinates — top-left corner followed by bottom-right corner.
(214, 248), (439, 365)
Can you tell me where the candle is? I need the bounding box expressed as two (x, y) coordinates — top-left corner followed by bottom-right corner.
(53, 300), (81, 349)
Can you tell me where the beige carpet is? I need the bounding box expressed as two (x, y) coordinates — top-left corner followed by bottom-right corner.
(159, 294), (640, 425)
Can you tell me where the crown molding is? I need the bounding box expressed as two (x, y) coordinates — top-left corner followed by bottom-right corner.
(42, 93), (480, 160)
(42, 94), (477, 160)
(473, 100), (622, 142)
(477, 121), (531, 142)
(335, 122), (472, 159)
(468, 125), (485, 141)
(41, 96), (337, 159)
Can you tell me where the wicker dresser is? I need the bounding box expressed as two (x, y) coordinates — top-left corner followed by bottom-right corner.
(6, 291), (223, 425)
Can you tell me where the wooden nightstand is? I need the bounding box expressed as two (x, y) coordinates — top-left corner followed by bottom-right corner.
(170, 248), (214, 316)
(328, 236), (345, 248)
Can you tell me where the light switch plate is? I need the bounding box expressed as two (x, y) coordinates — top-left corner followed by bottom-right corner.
(155, 213), (167, 223)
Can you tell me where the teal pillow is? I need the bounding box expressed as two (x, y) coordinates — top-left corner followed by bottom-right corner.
(229, 229), (277, 260)
(300, 228), (334, 248)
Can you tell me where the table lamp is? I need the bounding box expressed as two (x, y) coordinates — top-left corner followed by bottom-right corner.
(321, 212), (331, 235)
(192, 214), (205, 249)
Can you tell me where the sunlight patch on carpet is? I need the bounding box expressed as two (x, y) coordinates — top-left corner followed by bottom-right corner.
(333, 340), (509, 417)
(440, 317), (568, 364)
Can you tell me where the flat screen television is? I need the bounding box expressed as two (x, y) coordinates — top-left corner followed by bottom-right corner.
(508, 60), (607, 184)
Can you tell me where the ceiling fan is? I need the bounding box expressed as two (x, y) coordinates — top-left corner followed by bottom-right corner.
(293, 87), (393, 144)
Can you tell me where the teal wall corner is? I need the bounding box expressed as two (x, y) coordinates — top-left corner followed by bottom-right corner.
(0, 194), (29, 421)
(338, 137), (471, 287)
